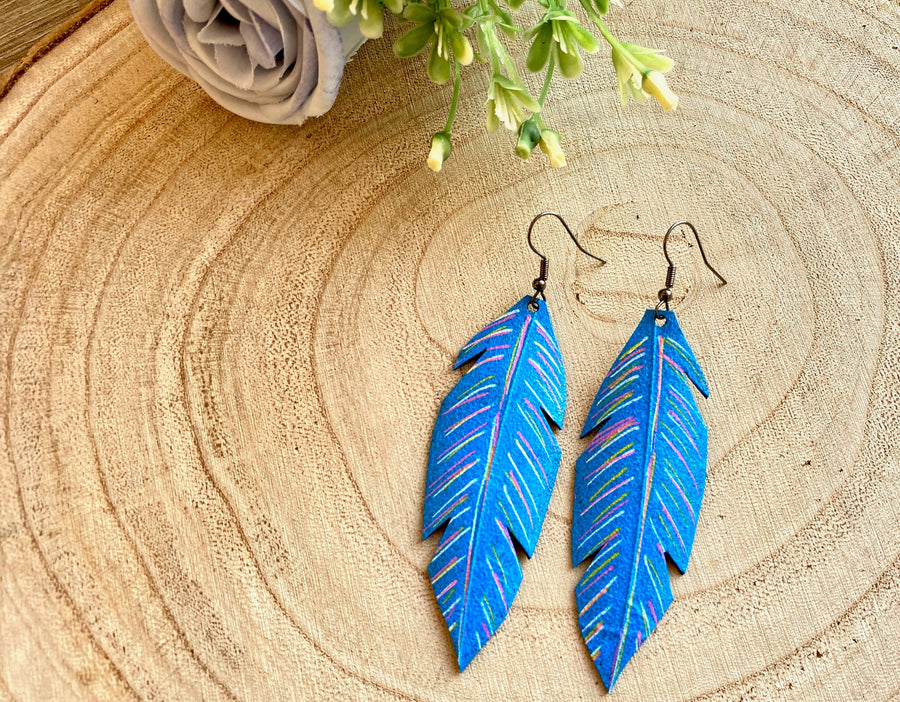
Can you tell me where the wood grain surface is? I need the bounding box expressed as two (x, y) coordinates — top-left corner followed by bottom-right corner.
(1, 0), (900, 699)
(0, 0), (94, 73)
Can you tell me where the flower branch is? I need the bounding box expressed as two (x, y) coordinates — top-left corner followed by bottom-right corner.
(340, 0), (680, 169)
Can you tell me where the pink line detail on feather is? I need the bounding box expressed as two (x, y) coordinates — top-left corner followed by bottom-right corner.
(667, 409), (699, 454)
(662, 353), (690, 382)
(659, 498), (685, 553)
(580, 479), (633, 515)
(425, 494), (469, 532)
(667, 470), (696, 523)
(492, 571), (507, 610)
(434, 527), (468, 559)
(527, 358), (561, 400)
(428, 450), (476, 489)
(536, 350), (561, 386)
(588, 386), (640, 424)
(426, 461), (476, 498)
(516, 429), (548, 485)
(445, 405), (492, 435)
(437, 579), (458, 599)
(607, 343), (646, 378)
(584, 448), (635, 482)
(436, 423), (487, 463)
(432, 557), (460, 583)
(508, 471), (533, 524)
(661, 433), (698, 491)
(469, 354), (503, 372)
(441, 391), (489, 416)
(577, 564), (615, 596)
(588, 416), (638, 450)
(534, 320), (561, 357)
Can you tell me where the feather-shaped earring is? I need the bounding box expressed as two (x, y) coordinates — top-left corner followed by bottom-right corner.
(424, 212), (604, 671)
(572, 221), (727, 690)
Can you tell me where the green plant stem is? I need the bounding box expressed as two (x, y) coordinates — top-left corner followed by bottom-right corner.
(533, 52), (555, 129)
(476, 1), (519, 80)
(486, 26), (501, 74)
(578, 0), (645, 74)
(444, 60), (461, 132)
(538, 52), (555, 105)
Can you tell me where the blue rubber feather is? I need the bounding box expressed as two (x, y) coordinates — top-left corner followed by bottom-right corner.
(572, 309), (709, 690)
(423, 296), (566, 671)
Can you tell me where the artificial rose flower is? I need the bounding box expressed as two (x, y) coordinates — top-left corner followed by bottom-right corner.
(130, 0), (365, 124)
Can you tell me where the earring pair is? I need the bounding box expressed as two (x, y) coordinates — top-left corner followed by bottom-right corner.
(422, 212), (727, 688)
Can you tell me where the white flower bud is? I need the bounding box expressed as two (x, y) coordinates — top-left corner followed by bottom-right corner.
(642, 71), (679, 111)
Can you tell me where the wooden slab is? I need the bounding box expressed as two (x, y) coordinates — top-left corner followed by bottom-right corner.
(0, 0), (96, 74)
(1, 1), (899, 699)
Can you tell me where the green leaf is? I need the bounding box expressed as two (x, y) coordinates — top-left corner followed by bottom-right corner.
(441, 7), (466, 27)
(326, 6), (354, 25)
(403, 3), (436, 22)
(474, 23), (490, 57)
(569, 23), (599, 53)
(555, 42), (584, 79)
(594, 0), (609, 13)
(394, 22), (435, 57)
(489, 1), (514, 26)
(622, 42), (675, 73)
(499, 23), (519, 39)
(326, 0), (354, 25)
(358, 0), (384, 38)
(427, 41), (451, 83)
(526, 23), (553, 72)
(544, 8), (575, 21)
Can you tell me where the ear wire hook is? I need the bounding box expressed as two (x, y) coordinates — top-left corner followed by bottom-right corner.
(656, 221), (728, 318)
(527, 211), (606, 311)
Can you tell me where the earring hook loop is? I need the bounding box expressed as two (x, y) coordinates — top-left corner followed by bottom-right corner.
(656, 221), (727, 318)
(526, 212), (606, 311)
(662, 221), (728, 285)
(527, 211), (607, 266)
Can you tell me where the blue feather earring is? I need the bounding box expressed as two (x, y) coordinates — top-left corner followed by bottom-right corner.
(572, 221), (727, 690)
(423, 212), (604, 671)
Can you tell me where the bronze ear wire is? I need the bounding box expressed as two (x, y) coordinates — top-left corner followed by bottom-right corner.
(526, 211), (606, 311)
(656, 221), (728, 318)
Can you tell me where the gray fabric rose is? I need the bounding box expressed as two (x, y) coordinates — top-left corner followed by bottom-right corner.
(129, 0), (365, 125)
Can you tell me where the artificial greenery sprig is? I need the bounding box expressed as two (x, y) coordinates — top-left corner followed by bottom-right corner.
(320, 0), (679, 171)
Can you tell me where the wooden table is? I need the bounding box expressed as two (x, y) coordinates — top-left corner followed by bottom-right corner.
(1, 0), (899, 699)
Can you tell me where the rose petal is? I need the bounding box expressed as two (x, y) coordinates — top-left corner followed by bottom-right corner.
(129, 0), (362, 124)
(240, 11), (281, 68)
(243, 0), (282, 29)
(214, 43), (255, 89)
(184, 0), (217, 22)
(219, 0), (252, 24)
(198, 11), (244, 46)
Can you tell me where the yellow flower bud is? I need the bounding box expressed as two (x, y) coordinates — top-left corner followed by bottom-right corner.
(450, 32), (473, 66)
(539, 129), (566, 168)
(427, 132), (452, 172)
(485, 99), (500, 133)
(641, 71), (679, 111)
(313, 0), (334, 11)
